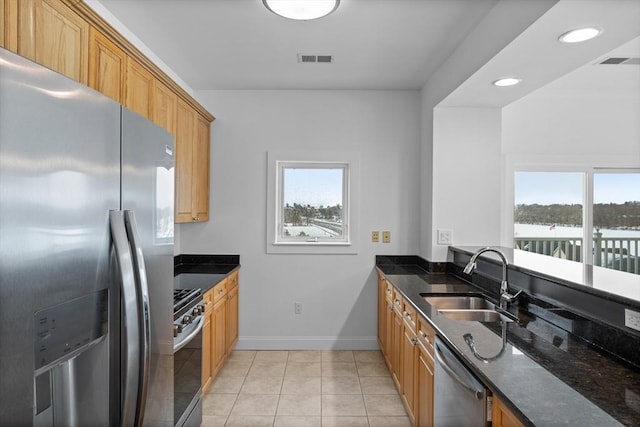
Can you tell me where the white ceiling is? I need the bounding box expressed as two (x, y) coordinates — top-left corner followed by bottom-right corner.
(93, 0), (640, 105)
(440, 0), (640, 107)
(94, 0), (498, 90)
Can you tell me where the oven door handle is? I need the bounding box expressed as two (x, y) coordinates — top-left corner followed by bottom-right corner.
(173, 316), (204, 353)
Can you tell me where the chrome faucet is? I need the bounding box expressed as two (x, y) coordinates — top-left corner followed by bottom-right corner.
(463, 247), (523, 310)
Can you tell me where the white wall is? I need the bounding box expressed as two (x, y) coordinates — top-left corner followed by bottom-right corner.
(432, 108), (503, 261)
(503, 92), (640, 158)
(419, 0), (558, 261)
(179, 90), (421, 349)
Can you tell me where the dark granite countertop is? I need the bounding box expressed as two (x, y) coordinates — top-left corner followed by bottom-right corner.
(174, 254), (240, 293)
(377, 260), (640, 427)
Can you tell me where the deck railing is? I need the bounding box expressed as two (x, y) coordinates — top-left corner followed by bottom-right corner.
(514, 236), (640, 275)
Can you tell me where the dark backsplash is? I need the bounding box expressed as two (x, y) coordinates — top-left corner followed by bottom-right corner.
(174, 254), (240, 275)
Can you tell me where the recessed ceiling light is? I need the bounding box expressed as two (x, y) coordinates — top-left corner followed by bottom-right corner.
(558, 27), (602, 43)
(493, 78), (521, 87)
(263, 0), (340, 21)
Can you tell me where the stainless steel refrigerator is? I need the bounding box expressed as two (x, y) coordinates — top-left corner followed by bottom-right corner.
(0, 47), (175, 427)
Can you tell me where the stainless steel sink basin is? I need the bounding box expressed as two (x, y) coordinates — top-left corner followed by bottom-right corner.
(437, 309), (514, 323)
(423, 295), (495, 310)
(422, 295), (516, 323)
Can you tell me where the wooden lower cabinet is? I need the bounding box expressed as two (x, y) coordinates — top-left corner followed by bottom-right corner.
(416, 345), (434, 427)
(202, 271), (240, 392)
(226, 276), (239, 354)
(401, 322), (417, 423)
(201, 291), (213, 393)
(493, 396), (526, 427)
(212, 295), (227, 374)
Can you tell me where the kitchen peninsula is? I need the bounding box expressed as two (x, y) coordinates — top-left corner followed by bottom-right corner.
(376, 249), (640, 426)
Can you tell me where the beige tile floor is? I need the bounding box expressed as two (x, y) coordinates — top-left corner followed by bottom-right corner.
(201, 350), (411, 427)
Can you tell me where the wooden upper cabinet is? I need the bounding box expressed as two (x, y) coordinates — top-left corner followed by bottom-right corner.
(193, 114), (210, 222)
(13, 0), (88, 83)
(125, 56), (153, 119)
(151, 79), (177, 135)
(88, 26), (125, 103)
(175, 97), (211, 223)
(175, 98), (197, 222)
(1, 0), (6, 48)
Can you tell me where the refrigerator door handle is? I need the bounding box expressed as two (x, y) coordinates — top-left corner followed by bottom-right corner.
(124, 210), (151, 426)
(109, 210), (141, 427)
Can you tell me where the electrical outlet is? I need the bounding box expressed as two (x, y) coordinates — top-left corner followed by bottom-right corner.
(295, 302), (303, 315)
(437, 229), (453, 245)
(372, 231), (379, 243)
(382, 231), (391, 243)
(625, 309), (640, 331)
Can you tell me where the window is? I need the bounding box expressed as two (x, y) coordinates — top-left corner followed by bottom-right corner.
(277, 163), (349, 244)
(513, 169), (640, 275)
(266, 151), (359, 254)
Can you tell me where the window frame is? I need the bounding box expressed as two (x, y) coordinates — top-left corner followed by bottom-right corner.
(276, 161), (350, 245)
(266, 151), (360, 255)
(505, 154), (640, 269)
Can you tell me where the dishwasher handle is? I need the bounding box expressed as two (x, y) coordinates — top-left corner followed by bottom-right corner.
(435, 340), (485, 400)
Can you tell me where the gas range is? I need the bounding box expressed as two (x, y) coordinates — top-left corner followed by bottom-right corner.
(172, 289), (204, 345)
(172, 288), (204, 427)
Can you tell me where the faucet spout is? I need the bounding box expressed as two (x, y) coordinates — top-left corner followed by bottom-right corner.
(463, 247), (522, 310)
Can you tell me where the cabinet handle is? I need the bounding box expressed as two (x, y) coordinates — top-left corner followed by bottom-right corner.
(405, 312), (412, 319)
(420, 331), (430, 343)
(388, 305), (394, 312)
(411, 337), (418, 346)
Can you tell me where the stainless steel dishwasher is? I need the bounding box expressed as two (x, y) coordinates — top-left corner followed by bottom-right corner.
(434, 337), (491, 427)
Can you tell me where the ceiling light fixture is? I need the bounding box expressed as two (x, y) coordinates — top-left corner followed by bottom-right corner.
(263, 0), (340, 21)
(493, 78), (521, 87)
(558, 27), (602, 43)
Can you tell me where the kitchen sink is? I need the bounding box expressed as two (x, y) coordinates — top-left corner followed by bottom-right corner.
(421, 294), (517, 323)
(423, 295), (496, 310)
(437, 309), (514, 323)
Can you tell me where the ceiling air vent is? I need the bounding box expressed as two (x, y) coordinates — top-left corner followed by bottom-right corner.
(298, 54), (334, 63)
(599, 57), (640, 65)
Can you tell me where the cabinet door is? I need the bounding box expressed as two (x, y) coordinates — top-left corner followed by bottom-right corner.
(212, 296), (227, 375)
(202, 306), (213, 393)
(226, 284), (239, 355)
(151, 79), (177, 135)
(193, 114), (210, 222)
(17, 0), (88, 83)
(401, 325), (417, 423)
(125, 56), (153, 119)
(391, 304), (403, 389)
(377, 274), (386, 353)
(175, 98), (196, 223)
(493, 396), (525, 427)
(88, 26), (125, 103)
(417, 346), (434, 427)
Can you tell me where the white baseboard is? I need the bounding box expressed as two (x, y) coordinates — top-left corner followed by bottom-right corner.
(234, 336), (380, 351)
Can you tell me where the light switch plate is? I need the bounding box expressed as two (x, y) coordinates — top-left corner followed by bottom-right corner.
(437, 229), (453, 245)
(625, 309), (640, 331)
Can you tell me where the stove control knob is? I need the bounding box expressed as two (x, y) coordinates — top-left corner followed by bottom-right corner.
(182, 315), (192, 325)
(173, 324), (183, 338)
(191, 306), (201, 316)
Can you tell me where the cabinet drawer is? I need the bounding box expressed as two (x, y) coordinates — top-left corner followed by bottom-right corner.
(212, 279), (228, 304)
(402, 300), (417, 332)
(392, 289), (403, 312)
(385, 280), (394, 303)
(203, 289), (214, 313)
(417, 316), (435, 356)
(227, 271), (239, 290)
